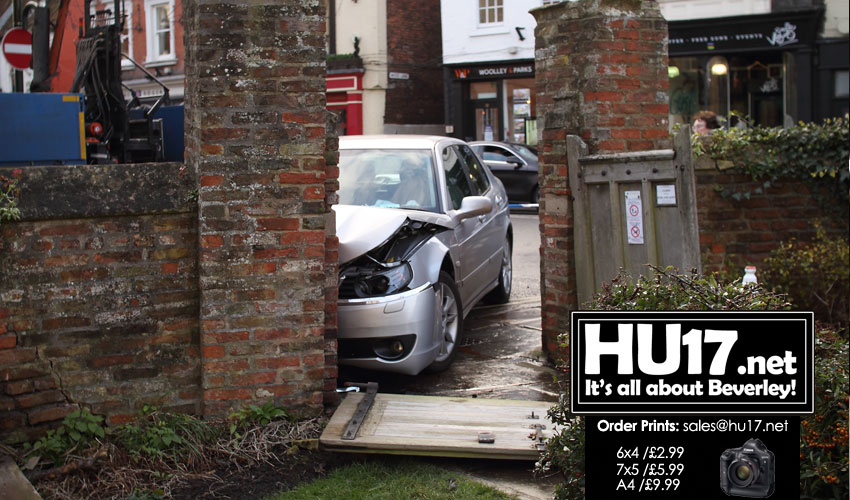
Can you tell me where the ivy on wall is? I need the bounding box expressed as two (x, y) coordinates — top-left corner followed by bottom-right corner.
(694, 115), (849, 220)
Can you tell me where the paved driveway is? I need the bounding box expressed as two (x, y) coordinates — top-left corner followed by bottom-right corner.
(338, 212), (560, 402)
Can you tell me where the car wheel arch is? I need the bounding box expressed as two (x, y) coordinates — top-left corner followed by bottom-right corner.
(440, 255), (456, 280)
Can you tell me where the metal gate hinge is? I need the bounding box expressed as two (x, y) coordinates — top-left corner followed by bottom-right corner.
(341, 382), (378, 441)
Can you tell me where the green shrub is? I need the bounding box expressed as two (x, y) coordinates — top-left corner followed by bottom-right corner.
(586, 265), (791, 311)
(536, 267), (790, 500)
(228, 400), (291, 437)
(536, 394), (585, 500)
(114, 405), (214, 461)
(0, 168), (22, 223)
(24, 408), (106, 465)
(696, 115), (849, 218)
(801, 327), (849, 500)
(761, 224), (850, 327)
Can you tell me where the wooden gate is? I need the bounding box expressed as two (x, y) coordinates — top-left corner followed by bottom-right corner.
(320, 391), (559, 460)
(569, 127), (700, 305)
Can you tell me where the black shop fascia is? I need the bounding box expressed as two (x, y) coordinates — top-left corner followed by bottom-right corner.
(443, 60), (537, 145)
(667, 8), (847, 128)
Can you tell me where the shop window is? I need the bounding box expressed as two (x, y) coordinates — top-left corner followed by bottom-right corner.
(471, 81), (498, 100)
(504, 78), (535, 144)
(783, 53), (797, 125)
(478, 0), (503, 25)
(706, 56), (730, 123)
(835, 70), (850, 98)
(668, 57), (702, 127)
(145, 0), (175, 65)
(671, 55), (788, 129)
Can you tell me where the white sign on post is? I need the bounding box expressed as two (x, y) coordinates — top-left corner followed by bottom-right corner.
(656, 184), (677, 206)
(625, 191), (644, 245)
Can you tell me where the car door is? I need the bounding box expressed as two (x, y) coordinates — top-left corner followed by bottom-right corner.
(474, 144), (526, 202)
(441, 144), (487, 307)
(441, 144), (503, 308)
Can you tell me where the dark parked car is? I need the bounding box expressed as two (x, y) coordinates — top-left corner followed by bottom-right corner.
(469, 141), (538, 204)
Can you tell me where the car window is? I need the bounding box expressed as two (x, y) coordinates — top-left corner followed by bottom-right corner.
(481, 145), (515, 163)
(442, 145), (475, 210)
(511, 143), (538, 163)
(458, 145), (491, 194)
(337, 149), (439, 212)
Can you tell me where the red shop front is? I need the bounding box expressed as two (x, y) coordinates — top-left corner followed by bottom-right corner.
(326, 70), (363, 136)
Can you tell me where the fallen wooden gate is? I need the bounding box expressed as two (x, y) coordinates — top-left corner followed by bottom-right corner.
(320, 389), (559, 460)
(568, 127), (701, 305)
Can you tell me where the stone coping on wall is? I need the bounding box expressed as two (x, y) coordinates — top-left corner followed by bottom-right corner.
(0, 162), (196, 221)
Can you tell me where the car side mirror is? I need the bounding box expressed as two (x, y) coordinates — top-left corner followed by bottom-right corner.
(453, 196), (493, 221)
(506, 157), (523, 169)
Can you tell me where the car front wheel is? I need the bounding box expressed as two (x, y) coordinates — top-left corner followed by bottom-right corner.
(427, 271), (463, 373)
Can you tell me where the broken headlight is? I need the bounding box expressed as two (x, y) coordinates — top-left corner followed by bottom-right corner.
(341, 261), (412, 298)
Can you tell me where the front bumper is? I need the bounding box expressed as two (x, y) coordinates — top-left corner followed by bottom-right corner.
(337, 282), (440, 375)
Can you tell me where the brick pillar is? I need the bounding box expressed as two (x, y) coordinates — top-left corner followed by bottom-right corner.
(184, 0), (335, 416)
(531, 0), (670, 359)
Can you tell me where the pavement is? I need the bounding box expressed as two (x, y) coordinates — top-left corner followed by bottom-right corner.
(338, 295), (563, 500)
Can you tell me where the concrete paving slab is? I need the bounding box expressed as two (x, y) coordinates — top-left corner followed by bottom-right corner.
(0, 456), (42, 500)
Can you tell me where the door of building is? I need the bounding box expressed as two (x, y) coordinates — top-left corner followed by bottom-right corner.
(473, 101), (499, 141)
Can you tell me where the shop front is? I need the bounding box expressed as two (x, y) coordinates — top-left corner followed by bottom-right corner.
(667, 9), (828, 129)
(443, 61), (537, 145)
(326, 68), (364, 136)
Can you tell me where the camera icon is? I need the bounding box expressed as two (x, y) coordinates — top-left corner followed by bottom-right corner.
(720, 438), (775, 498)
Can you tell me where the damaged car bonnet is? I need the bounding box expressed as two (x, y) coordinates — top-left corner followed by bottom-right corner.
(334, 205), (451, 264)
(334, 205), (448, 299)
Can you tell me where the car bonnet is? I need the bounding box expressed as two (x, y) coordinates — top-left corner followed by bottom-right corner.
(333, 205), (453, 263)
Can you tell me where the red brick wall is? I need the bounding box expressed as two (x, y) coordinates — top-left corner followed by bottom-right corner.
(385, 0), (444, 126)
(184, 0), (334, 417)
(695, 160), (829, 274)
(2, 0), (337, 443)
(532, 0), (669, 358)
(1, 164), (200, 444)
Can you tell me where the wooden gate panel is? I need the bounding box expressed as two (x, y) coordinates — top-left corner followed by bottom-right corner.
(569, 128), (700, 305)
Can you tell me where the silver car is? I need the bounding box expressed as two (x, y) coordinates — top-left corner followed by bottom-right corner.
(334, 135), (513, 375)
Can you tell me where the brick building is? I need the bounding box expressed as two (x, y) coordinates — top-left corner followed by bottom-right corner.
(325, 0), (444, 135)
(2, 0), (443, 137)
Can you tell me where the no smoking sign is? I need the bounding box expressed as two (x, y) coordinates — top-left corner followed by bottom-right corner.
(624, 191), (644, 245)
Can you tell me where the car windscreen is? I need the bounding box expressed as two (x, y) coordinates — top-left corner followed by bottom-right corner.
(337, 149), (439, 213)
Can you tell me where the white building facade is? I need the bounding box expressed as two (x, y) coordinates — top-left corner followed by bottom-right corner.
(441, 0), (551, 144)
(441, 0), (849, 141)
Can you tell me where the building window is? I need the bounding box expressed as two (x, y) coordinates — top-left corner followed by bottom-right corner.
(95, 0), (132, 67)
(119, 1), (132, 67)
(835, 70), (849, 98)
(706, 55), (730, 123)
(478, 0), (503, 25)
(145, 0), (175, 65)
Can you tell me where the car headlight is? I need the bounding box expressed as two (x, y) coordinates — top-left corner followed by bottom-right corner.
(348, 262), (412, 298)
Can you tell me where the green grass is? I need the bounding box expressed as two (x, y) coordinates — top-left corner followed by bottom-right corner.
(264, 458), (516, 500)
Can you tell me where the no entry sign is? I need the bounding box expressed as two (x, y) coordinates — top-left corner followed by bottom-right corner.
(2, 28), (33, 70)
